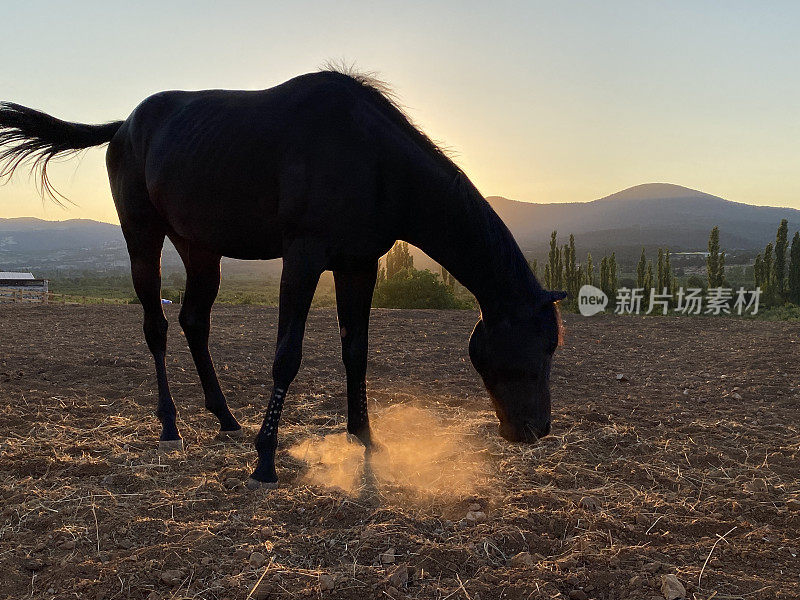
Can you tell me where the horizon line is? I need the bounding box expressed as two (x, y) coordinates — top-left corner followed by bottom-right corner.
(4, 181), (800, 225)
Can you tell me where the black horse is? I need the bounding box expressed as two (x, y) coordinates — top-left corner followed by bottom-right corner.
(0, 69), (566, 488)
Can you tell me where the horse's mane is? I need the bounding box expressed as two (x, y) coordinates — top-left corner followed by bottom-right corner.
(321, 64), (553, 308)
(321, 63), (463, 178)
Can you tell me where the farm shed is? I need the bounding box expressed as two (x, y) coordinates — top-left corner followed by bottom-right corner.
(0, 272), (49, 303)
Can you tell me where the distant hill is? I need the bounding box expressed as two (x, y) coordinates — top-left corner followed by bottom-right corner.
(0, 218), (124, 252)
(0, 217), (281, 277)
(1, 183), (797, 274)
(486, 183), (800, 253)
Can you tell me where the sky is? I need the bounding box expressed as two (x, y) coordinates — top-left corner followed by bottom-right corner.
(1, 1), (798, 224)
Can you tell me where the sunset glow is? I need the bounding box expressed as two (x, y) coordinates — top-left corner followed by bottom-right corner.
(2, 1), (799, 223)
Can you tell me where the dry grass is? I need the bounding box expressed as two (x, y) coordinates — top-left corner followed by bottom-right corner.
(0, 306), (798, 599)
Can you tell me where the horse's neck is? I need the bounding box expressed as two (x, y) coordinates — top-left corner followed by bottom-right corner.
(403, 173), (545, 323)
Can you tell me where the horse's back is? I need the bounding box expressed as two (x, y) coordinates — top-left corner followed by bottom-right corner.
(110, 74), (401, 261)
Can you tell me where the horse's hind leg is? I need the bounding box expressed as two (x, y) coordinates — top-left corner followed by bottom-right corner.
(122, 221), (182, 450)
(333, 262), (379, 448)
(173, 242), (241, 437)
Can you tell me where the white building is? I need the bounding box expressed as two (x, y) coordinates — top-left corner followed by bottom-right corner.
(0, 272), (49, 302)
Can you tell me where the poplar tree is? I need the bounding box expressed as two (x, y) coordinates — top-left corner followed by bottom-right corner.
(636, 248), (647, 289)
(565, 235), (578, 300)
(609, 252), (619, 299)
(664, 250), (673, 295)
(529, 258), (539, 280)
(774, 219), (789, 299)
(644, 260), (654, 292)
(440, 264), (455, 289)
(586, 253), (595, 287)
(754, 254), (764, 290)
(763, 242), (774, 305)
(385, 241), (413, 279)
(706, 226), (725, 288)
(789, 231), (800, 305)
(547, 231), (561, 290)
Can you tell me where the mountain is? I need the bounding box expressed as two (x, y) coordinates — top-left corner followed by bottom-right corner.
(0, 217), (151, 273)
(0, 218), (124, 252)
(0, 217), (280, 277)
(486, 183), (800, 253)
(1, 183), (797, 274)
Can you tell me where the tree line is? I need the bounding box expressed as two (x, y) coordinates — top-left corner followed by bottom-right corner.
(537, 219), (800, 312)
(705, 220), (800, 307)
(373, 218), (800, 312)
(751, 219), (800, 306)
(530, 232), (622, 310)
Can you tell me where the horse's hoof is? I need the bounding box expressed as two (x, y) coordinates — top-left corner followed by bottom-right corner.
(246, 477), (278, 490)
(216, 428), (244, 441)
(347, 432), (386, 454)
(366, 440), (388, 455)
(159, 438), (184, 452)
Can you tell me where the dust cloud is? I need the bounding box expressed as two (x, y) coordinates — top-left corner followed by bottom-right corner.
(287, 404), (491, 500)
(287, 433), (366, 494)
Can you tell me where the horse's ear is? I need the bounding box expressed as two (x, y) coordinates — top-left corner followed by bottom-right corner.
(548, 290), (568, 303)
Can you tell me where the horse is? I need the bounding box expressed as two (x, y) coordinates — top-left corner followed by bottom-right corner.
(0, 68), (566, 488)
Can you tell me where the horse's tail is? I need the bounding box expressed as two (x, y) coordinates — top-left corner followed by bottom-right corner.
(0, 102), (123, 203)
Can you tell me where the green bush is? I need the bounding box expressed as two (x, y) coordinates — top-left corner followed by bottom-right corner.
(748, 303), (800, 321)
(372, 268), (469, 309)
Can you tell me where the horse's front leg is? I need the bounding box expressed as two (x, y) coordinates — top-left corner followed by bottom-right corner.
(333, 263), (379, 448)
(247, 239), (326, 489)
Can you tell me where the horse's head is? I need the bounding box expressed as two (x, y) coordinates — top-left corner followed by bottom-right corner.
(469, 291), (566, 443)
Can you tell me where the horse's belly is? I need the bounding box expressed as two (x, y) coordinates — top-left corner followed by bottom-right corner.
(157, 190), (283, 259)
(217, 228), (283, 260)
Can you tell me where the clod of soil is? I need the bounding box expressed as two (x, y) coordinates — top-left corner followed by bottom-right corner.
(661, 573), (687, 599)
(160, 569), (184, 586)
(249, 551), (267, 568)
(465, 510), (487, 523)
(319, 573), (335, 591)
(509, 551), (535, 568)
(387, 564), (409, 589)
(379, 548), (396, 565)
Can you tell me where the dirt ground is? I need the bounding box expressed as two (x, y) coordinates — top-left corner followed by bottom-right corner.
(0, 305), (798, 600)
